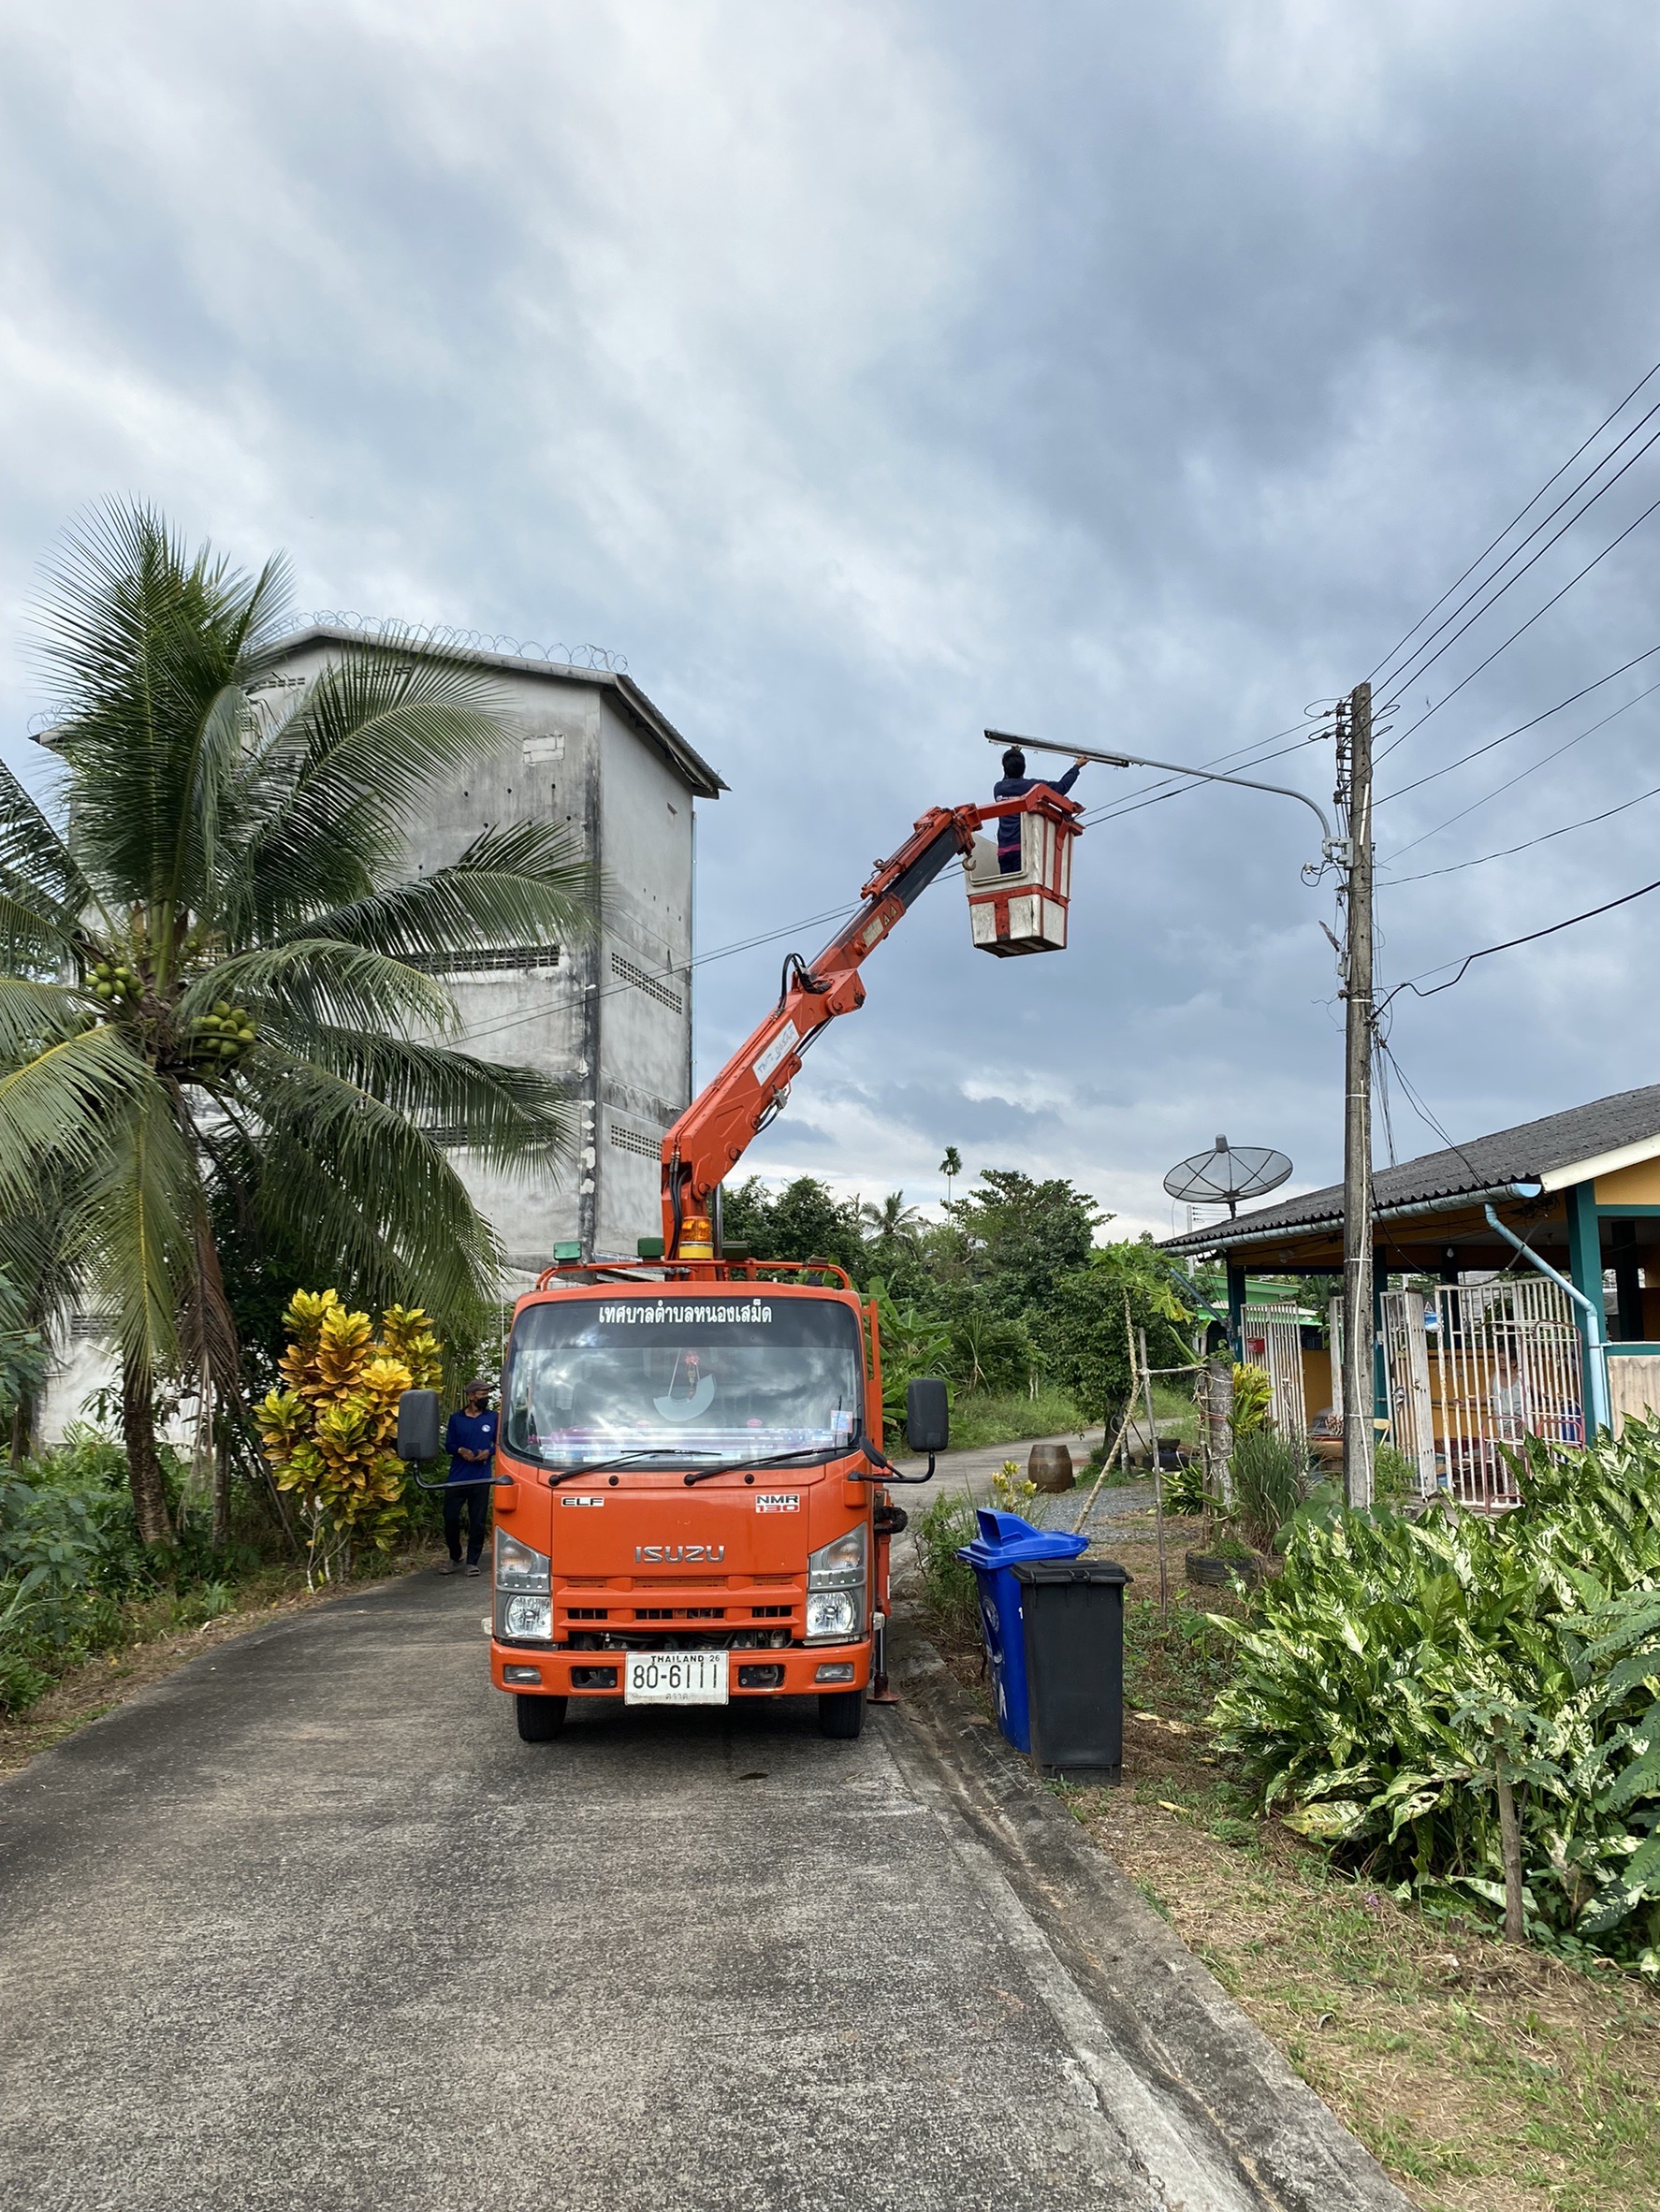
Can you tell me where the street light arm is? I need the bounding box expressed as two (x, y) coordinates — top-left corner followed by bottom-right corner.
(985, 730), (1334, 846)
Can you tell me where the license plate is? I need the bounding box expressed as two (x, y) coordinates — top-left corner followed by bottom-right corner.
(624, 1650), (729, 1705)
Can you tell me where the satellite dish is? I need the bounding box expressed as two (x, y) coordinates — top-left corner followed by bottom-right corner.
(1163, 1133), (1292, 1219)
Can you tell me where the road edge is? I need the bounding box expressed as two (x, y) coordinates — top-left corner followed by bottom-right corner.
(883, 1619), (1414, 2212)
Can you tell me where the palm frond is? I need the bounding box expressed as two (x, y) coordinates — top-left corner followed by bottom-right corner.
(298, 820), (596, 961)
(183, 938), (458, 1039)
(0, 1025), (158, 1213)
(34, 503), (294, 916)
(65, 1086), (198, 1381)
(235, 645), (520, 934)
(0, 977), (86, 1060)
(0, 886), (78, 974)
(250, 1026), (581, 1173)
(0, 760), (95, 929)
(236, 1052), (502, 1330)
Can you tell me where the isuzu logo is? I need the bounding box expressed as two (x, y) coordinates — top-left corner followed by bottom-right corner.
(633, 1544), (725, 1564)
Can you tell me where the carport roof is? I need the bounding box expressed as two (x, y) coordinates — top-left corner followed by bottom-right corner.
(1162, 1082), (1660, 1259)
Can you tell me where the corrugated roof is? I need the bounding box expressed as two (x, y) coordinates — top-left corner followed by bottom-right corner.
(267, 626), (727, 800)
(1162, 1082), (1660, 1254)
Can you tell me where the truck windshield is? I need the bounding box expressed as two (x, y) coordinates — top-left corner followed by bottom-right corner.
(502, 1294), (865, 1466)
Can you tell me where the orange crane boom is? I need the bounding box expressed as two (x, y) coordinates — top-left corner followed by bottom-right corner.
(659, 788), (1081, 1257)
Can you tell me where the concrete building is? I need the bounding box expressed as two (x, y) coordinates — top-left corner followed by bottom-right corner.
(261, 627), (725, 1284)
(35, 632), (722, 1442)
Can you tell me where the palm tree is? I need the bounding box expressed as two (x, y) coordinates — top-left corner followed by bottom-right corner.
(0, 505), (591, 1546)
(939, 1144), (962, 1203)
(860, 1190), (921, 1258)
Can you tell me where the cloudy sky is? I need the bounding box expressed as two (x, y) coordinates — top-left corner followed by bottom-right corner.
(6, 1), (1660, 1236)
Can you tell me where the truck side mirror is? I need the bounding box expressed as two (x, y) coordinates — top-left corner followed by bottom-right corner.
(397, 1389), (441, 1463)
(906, 1378), (949, 1455)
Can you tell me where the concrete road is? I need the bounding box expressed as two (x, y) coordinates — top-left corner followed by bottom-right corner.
(0, 1570), (1398, 2212)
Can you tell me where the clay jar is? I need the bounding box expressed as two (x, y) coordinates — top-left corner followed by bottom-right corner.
(1027, 1441), (1074, 1493)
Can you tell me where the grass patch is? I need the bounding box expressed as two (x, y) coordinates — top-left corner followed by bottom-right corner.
(1070, 1530), (1660, 2212)
(944, 1388), (1086, 1452)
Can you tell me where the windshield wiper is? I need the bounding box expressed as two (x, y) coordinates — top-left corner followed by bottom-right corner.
(546, 1450), (719, 1487)
(682, 1447), (838, 1487)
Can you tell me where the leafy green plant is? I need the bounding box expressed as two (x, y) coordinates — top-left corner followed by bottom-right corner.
(0, 503), (592, 1544)
(1229, 1426), (1309, 1551)
(990, 1459), (1037, 1514)
(865, 1278), (952, 1441)
(1230, 1363), (1273, 1438)
(1162, 1456), (1210, 1516)
(912, 1490), (982, 1649)
(1211, 1421), (1660, 1971)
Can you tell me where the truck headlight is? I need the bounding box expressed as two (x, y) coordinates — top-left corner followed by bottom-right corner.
(502, 1594), (554, 1641)
(804, 1589), (861, 1643)
(495, 1532), (549, 1592)
(805, 1525), (866, 1642)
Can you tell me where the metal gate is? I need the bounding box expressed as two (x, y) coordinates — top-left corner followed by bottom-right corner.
(1240, 1302), (1307, 1440)
(1379, 1278), (1584, 1505)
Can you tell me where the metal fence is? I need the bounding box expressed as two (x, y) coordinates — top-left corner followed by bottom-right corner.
(1240, 1302), (1308, 1440)
(1380, 1278), (1584, 1506)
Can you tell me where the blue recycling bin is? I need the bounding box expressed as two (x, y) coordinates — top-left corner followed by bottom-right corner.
(956, 1508), (1088, 1751)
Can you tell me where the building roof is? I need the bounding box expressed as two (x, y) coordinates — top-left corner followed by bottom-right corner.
(268, 625), (727, 800)
(1162, 1082), (1660, 1257)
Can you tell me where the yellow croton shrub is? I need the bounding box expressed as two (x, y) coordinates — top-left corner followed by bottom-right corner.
(255, 1290), (444, 1582)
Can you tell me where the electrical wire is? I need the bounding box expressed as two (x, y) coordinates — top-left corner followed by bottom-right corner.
(1377, 673), (1660, 868)
(451, 899), (859, 1051)
(1376, 643), (1660, 807)
(1367, 357), (1660, 686)
(1376, 871), (1660, 1012)
(1374, 482), (1660, 763)
(1382, 772), (1660, 885)
(1373, 398), (1660, 714)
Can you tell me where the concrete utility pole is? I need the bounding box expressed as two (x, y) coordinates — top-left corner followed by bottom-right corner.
(1338, 682), (1376, 1510)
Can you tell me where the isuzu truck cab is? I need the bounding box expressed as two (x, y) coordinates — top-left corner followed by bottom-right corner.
(480, 1263), (937, 1739)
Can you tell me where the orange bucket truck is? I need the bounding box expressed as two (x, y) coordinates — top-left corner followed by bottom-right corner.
(398, 782), (1082, 1742)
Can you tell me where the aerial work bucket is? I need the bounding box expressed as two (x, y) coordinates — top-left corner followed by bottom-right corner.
(963, 800), (1078, 957)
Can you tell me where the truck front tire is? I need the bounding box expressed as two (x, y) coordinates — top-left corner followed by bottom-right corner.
(818, 1689), (865, 1739)
(516, 1693), (567, 1741)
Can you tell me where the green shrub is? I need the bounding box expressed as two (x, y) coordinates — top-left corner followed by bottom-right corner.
(912, 1490), (982, 1650)
(1229, 1427), (1310, 1551)
(1162, 1457), (1209, 1516)
(1211, 1422), (1660, 1972)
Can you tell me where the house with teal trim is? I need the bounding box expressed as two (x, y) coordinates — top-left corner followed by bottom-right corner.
(1162, 1084), (1660, 1503)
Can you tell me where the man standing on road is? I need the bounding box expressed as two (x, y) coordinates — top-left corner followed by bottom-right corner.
(442, 1380), (497, 1577)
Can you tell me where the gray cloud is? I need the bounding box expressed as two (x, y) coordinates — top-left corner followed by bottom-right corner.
(6, 0), (1660, 1234)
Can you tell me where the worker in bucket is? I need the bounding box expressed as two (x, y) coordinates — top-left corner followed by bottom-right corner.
(994, 745), (1089, 873)
(441, 1378), (498, 1576)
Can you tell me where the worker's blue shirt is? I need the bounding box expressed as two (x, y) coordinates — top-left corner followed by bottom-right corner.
(994, 764), (1081, 865)
(444, 1408), (497, 1484)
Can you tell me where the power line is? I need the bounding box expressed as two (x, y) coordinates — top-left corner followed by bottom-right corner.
(1377, 673), (1660, 868)
(1376, 642), (1660, 807)
(1382, 771), (1660, 885)
(1374, 483), (1660, 763)
(1374, 397), (1660, 713)
(1368, 357), (1660, 686)
(1377, 870), (1660, 1011)
(453, 900), (859, 1051)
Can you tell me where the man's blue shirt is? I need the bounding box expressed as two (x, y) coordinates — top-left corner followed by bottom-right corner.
(994, 763), (1081, 865)
(444, 1408), (497, 1484)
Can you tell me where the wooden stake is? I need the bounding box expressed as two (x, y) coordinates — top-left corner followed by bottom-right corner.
(1142, 1326), (1169, 1613)
(1495, 1740), (1525, 1943)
